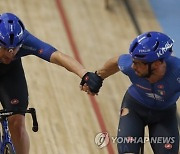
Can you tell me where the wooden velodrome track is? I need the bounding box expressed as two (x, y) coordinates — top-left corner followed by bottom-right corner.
(1, 0), (179, 153)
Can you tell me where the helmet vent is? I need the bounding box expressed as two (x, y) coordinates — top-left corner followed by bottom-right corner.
(10, 34), (14, 45)
(131, 42), (138, 53)
(0, 20), (2, 23)
(8, 20), (13, 24)
(147, 33), (151, 37)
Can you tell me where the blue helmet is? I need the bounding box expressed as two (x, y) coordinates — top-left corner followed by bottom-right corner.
(0, 13), (25, 48)
(129, 31), (174, 63)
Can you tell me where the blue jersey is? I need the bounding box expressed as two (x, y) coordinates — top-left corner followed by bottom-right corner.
(14, 30), (57, 61)
(118, 54), (180, 109)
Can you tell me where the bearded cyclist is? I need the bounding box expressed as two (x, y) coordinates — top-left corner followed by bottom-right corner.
(80, 31), (180, 153)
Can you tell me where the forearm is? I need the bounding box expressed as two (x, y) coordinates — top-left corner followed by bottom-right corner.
(50, 51), (87, 78)
(96, 56), (120, 79)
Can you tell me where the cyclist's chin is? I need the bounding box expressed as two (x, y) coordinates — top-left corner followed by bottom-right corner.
(135, 72), (147, 78)
(138, 73), (149, 78)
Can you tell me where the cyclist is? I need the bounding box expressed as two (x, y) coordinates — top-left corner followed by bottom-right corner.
(80, 31), (180, 153)
(0, 12), (90, 154)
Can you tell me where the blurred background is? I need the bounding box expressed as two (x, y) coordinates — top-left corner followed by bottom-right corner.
(0, 0), (179, 153)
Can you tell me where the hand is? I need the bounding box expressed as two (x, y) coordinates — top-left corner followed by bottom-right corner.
(80, 72), (103, 95)
(80, 83), (95, 95)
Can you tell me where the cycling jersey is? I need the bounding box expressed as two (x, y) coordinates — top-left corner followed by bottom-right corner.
(118, 54), (180, 109)
(0, 30), (57, 111)
(15, 30), (57, 61)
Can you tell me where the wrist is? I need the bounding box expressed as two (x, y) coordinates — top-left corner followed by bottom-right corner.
(79, 69), (87, 78)
(95, 70), (104, 79)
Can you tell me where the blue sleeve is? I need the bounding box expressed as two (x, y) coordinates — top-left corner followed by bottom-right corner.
(118, 54), (133, 75)
(16, 30), (57, 62)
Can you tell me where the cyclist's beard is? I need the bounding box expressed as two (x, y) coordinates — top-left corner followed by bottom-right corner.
(139, 72), (151, 78)
(135, 71), (151, 78)
(141, 72), (153, 78)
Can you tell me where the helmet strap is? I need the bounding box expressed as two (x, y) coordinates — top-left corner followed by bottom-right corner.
(145, 63), (153, 78)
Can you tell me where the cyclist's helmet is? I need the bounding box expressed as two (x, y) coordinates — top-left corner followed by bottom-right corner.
(0, 13), (25, 48)
(129, 31), (174, 63)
